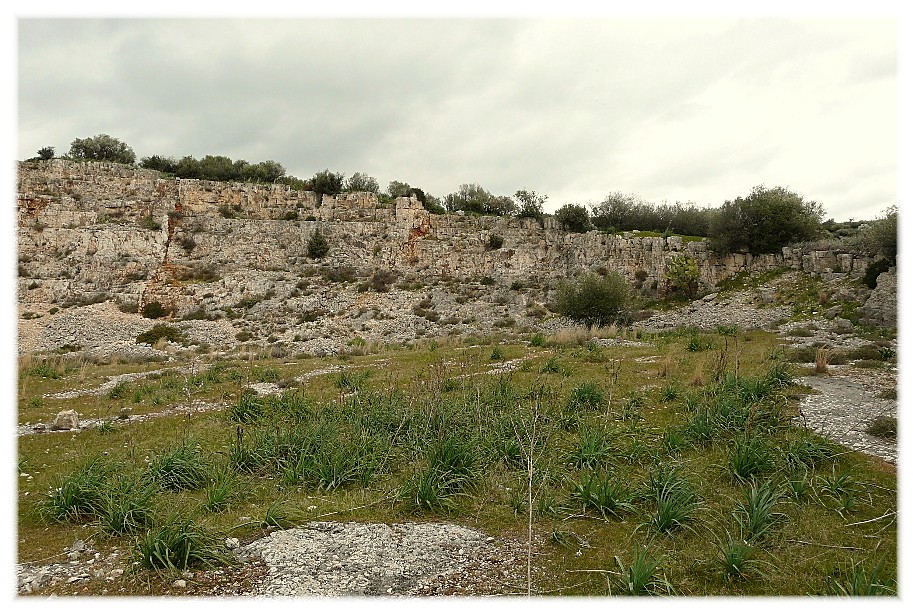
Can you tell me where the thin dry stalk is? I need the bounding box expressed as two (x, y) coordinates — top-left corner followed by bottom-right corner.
(512, 398), (544, 598)
(604, 359), (622, 416)
(657, 354), (674, 379)
(815, 348), (831, 374)
(690, 365), (705, 387)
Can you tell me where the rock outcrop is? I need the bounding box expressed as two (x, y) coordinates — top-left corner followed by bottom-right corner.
(858, 269), (897, 328)
(16, 160), (893, 357)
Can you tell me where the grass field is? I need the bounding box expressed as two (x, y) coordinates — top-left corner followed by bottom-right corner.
(16, 326), (898, 596)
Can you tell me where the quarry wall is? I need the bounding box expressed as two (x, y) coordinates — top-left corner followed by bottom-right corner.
(17, 160), (876, 316)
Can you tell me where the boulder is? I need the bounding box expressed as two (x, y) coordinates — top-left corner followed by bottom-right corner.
(51, 409), (79, 431)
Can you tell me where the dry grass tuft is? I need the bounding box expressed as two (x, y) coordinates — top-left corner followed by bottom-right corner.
(815, 348), (831, 374)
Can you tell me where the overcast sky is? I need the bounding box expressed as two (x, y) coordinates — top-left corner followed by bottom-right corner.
(16, 14), (899, 221)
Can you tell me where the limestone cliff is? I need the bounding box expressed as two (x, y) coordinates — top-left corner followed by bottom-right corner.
(16, 160), (885, 356)
(17, 160), (873, 313)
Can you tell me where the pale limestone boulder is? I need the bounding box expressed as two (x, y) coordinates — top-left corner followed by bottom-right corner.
(51, 409), (79, 431)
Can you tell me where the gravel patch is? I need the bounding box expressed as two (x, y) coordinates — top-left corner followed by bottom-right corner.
(44, 366), (177, 399)
(236, 522), (525, 596)
(797, 369), (897, 464)
(18, 302), (170, 360)
(18, 540), (128, 595)
(18, 399), (225, 436)
(640, 287), (790, 332)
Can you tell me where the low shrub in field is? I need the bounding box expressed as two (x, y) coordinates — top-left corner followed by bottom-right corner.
(570, 471), (636, 518)
(401, 432), (481, 513)
(816, 467), (859, 515)
(713, 533), (768, 581)
(823, 556), (896, 596)
(42, 456), (157, 535)
(41, 457), (117, 522)
(147, 442), (212, 491)
(643, 465), (701, 534)
(135, 513), (233, 571)
(203, 466), (241, 513)
(779, 431), (838, 471)
(228, 390), (265, 423)
(25, 360), (66, 379)
(865, 416), (897, 440)
(734, 480), (785, 543)
(727, 435), (774, 482)
(607, 546), (673, 595)
(567, 381), (605, 411)
(555, 272), (632, 328)
(136, 324), (186, 345)
(95, 476), (157, 535)
(568, 426), (617, 469)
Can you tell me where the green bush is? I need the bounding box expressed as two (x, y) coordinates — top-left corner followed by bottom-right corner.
(147, 442), (212, 491)
(665, 255), (700, 298)
(141, 301), (169, 319)
(856, 206), (897, 264)
(554, 203), (592, 233)
(139, 216), (161, 231)
(344, 172), (379, 193)
(135, 513), (232, 570)
(136, 325), (185, 345)
(514, 189), (546, 222)
(308, 228), (330, 259)
(555, 272), (631, 327)
(68, 134), (136, 164)
(487, 234), (504, 250)
(40, 457), (116, 522)
(370, 269), (398, 292)
(709, 185), (824, 255)
(862, 258), (891, 289)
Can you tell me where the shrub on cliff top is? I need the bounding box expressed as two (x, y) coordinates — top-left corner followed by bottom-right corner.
(708, 186), (823, 255)
(68, 134), (136, 164)
(554, 204), (592, 233)
(345, 172), (380, 194)
(311, 170), (345, 196)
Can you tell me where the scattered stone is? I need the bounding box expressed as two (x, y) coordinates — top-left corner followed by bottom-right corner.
(51, 410), (79, 431)
(832, 317), (854, 333)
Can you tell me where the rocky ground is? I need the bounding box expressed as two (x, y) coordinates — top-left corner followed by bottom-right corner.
(16, 271), (898, 597)
(17, 523), (532, 597)
(797, 369), (897, 465)
(234, 522), (529, 597)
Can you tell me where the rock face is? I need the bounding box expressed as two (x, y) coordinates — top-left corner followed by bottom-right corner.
(858, 269), (897, 328)
(17, 160), (877, 309)
(15, 160), (893, 356)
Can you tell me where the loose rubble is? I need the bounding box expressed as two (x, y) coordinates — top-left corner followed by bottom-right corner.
(236, 522), (526, 596)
